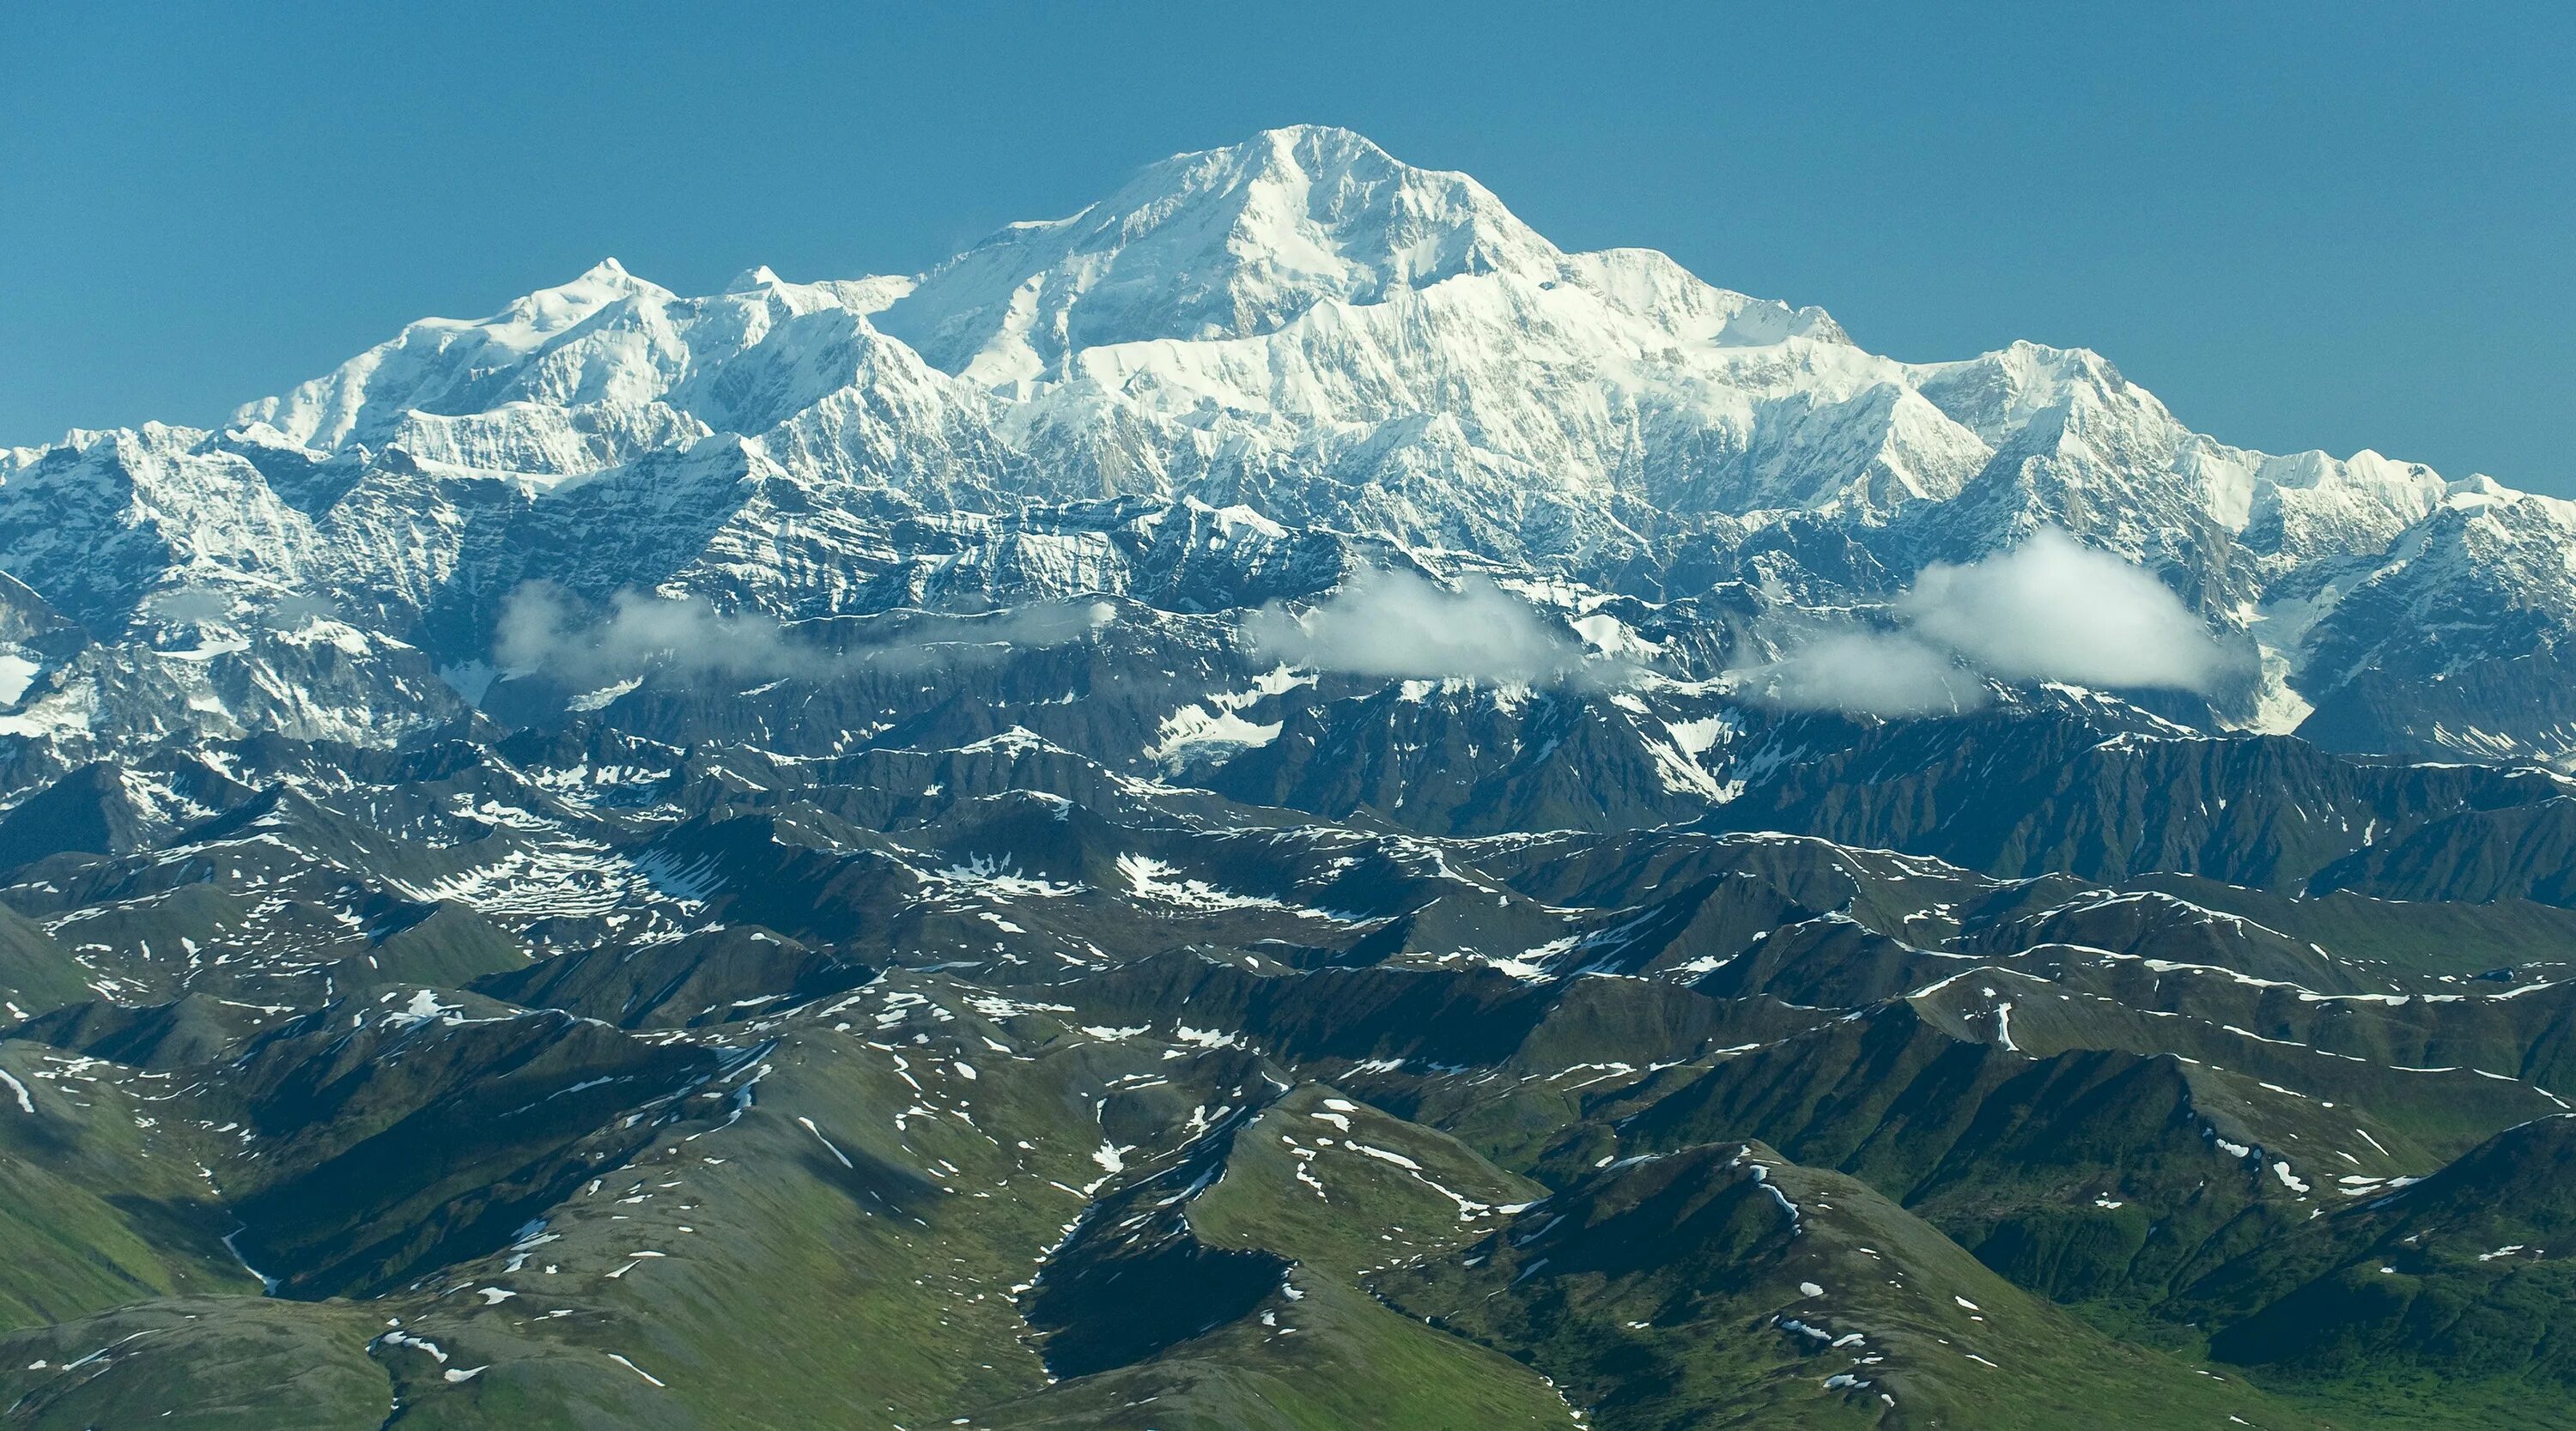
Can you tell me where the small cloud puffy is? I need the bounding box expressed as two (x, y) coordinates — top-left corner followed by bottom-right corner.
(1736, 528), (2232, 719)
(1898, 529), (2229, 692)
(140, 587), (240, 627)
(1743, 630), (1989, 718)
(1243, 567), (1593, 685)
(939, 600), (1121, 652)
(492, 585), (1118, 693)
(496, 585), (816, 688)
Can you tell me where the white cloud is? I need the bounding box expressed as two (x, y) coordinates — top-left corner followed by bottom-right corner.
(1735, 529), (2233, 718)
(1741, 630), (1989, 717)
(1898, 529), (2229, 693)
(932, 600), (1121, 654)
(496, 585), (811, 688)
(492, 585), (1117, 692)
(1243, 567), (1595, 685)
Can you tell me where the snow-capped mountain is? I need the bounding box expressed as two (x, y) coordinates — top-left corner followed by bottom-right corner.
(9, 127), (2576, 1431)
(0, 123), (2566, 773)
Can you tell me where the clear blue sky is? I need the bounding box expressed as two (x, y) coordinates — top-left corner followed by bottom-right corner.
(5, 2), (2568, 492)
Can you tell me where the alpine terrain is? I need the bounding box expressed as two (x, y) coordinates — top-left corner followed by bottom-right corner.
(4, 125), (2576, 1429)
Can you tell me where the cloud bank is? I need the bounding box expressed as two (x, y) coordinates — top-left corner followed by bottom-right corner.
(1752, 629), (1990, 717)
(1243, 567), (1594, 685)
(493, 585), (1116, 693)
(1899, 530), (2230, 690)
(1737, 529), (2233, 718)
(497, 586), (813, 688)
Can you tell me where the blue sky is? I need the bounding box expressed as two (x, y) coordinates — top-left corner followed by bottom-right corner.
(4, 3), (2567, 492)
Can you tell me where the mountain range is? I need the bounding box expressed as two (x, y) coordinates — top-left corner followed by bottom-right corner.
(2, 125), (2573, 1429)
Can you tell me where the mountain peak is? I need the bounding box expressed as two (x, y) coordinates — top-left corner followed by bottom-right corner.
(495, 258), (665, 331)
(1234, 121), (1393, 162)
(228, 258), (672, 450)
(875, 124), (1561, 387)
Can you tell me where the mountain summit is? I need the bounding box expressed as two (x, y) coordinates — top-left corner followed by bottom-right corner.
(878, 124), (1576, 385)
